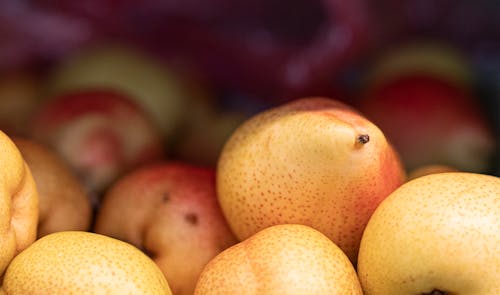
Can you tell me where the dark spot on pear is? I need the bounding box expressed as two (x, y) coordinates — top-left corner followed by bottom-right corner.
(185, 213), (198, 225)
(162, 193), (170, 203)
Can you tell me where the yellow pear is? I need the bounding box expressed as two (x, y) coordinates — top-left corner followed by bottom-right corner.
(1, 231), (172, 294)
(194, 224), (363, 295)
(357, 172), (500, 295)
(217, 97), (406, 262)
(0, 130), (38, 276)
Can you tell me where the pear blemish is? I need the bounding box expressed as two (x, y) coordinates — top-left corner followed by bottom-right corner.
(185, 213), (199, 226)
(161, 193), (170, 203)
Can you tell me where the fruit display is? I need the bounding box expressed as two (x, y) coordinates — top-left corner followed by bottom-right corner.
(0, 1), (498, 294)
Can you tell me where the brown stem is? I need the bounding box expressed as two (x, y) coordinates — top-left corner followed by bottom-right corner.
(355, 134), (370, 147)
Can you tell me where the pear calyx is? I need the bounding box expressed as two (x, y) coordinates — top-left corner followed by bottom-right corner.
(421, 289), (448, 295)
(355, 134), (370, 147)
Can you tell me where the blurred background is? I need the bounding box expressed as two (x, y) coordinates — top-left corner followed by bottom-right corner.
(1, 0), (499, 179)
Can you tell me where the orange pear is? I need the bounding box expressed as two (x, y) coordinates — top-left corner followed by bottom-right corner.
(357, 172), (500, 294)
(217, 97), (406, 262)
(194, 224), (363, 295)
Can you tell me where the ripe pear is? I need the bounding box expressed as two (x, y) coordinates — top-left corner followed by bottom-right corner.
(217, 97), (406, 262)
(12, 137), (92, 237)
(0, 231), (172, 294)
(357, 172), (500, 295)
(95, 162), (237, 295)
(194, 224), (363, 295)
(0, 130), (38, 276)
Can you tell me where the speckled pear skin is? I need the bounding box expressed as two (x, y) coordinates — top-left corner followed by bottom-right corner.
(216, 97), (406, 263)
(357, 172), (500, 295)
(194, 224), (363, 295)
(1, 231), (172, 294)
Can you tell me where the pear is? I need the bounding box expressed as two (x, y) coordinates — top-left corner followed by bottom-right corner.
(194, 224), (363, 295)
(216, 97), (406, 262)
(357, 172), (500, 295)
(1, 231), (171, 294)
(30, 90), (164, 198)
(95, 162), (237, 295)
